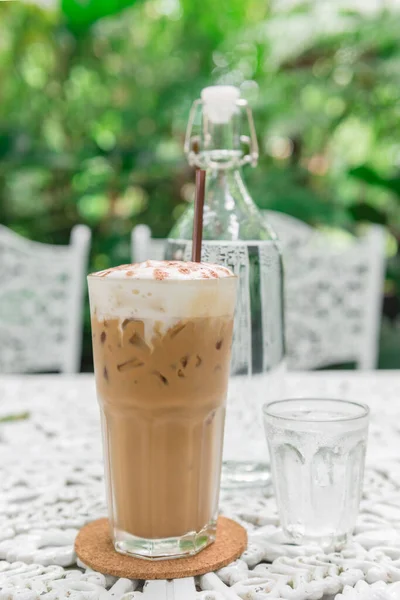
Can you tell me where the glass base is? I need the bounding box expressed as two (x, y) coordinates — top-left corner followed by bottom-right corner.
(285, 529), (350, 552)
(113, 521), (217, 560)
(221, 461), (272, 490)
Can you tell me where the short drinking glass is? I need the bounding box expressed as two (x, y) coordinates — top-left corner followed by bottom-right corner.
(263, 398), (369, 550)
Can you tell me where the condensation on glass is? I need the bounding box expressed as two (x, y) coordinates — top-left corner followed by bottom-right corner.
(263, 398), (370, 551)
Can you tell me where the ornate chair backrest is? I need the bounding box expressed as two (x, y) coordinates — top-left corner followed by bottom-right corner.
(264, 211), (386, 370)
(0, 224), (91, 373)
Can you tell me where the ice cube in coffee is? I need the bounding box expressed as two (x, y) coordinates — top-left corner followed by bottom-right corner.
(88, 260), (237, 559)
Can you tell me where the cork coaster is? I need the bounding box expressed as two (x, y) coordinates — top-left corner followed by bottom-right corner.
(75, 516), (247, 580)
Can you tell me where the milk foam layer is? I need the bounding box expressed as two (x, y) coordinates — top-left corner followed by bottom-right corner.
(92, 260), (234, 280)
(88, 261), (236, 326)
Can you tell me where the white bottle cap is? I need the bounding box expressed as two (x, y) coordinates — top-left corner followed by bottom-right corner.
(201, 85), (240, 124)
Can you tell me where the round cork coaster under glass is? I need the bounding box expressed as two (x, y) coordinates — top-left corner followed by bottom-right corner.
(75, 516), (247, 580)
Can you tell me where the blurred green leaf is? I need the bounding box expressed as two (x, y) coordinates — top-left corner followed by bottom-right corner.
(348, 165), (387, 187)
(77, 194), (110, 224)
(0, 132), (13, 160)
(348, 202), (387, 225)
(349, 165), (400, 197)
(0, 412), (30, 423)
(61, 0), (140, 33)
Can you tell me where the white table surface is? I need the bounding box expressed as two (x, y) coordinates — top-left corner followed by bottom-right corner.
(1, 371), (400, 600)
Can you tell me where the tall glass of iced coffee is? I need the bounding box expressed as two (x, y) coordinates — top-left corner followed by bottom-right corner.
(88, 260), (237, 559)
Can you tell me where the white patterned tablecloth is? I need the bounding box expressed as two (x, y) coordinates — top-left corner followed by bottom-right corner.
(1, 372), (400, 600)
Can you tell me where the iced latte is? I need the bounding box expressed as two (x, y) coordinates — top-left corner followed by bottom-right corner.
(88, 260), (237, 559)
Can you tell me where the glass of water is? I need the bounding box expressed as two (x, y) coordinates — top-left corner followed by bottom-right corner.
(263, 398), (369, 550)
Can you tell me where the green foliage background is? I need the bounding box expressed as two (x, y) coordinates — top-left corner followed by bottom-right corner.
(1, 0), (400, 369)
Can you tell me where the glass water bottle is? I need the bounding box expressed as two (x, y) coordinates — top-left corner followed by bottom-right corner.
(166, 86), (286, 486)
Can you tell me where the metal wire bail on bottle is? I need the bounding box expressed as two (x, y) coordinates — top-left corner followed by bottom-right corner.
(184, 97), (259, 169)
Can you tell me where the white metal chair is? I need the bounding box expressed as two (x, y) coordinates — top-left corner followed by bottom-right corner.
(0, 224), (91, 374)
(263, 211), (386, 370)
(131, 215), (386, 370)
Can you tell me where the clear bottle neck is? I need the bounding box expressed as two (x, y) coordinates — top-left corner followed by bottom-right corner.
(170, 94), (273, 241)
(185, 96), (258, 170)
(199, 119), (256, 212)
(199, 119), (243, 171)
